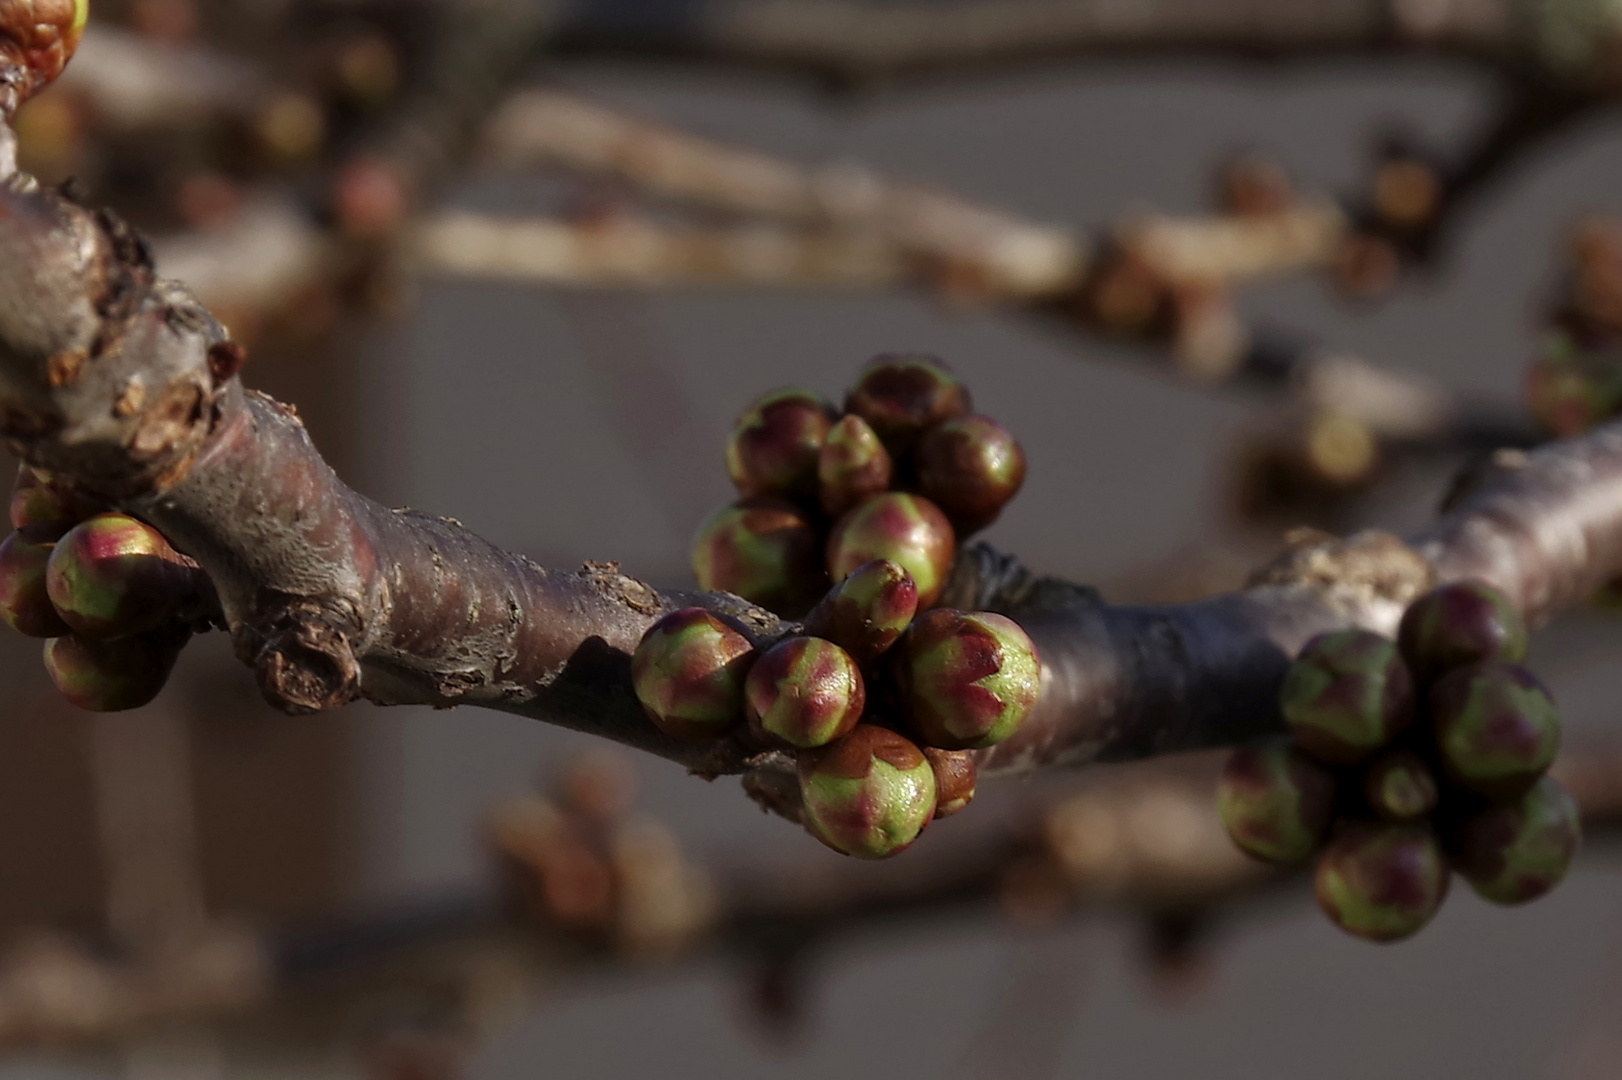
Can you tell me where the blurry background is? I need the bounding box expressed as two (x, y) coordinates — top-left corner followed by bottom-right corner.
(4, 1), (1622, 1077)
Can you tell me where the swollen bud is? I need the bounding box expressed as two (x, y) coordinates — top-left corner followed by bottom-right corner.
(46, 514), (197, 639)
(0, 0), (88, 102)
(1217, 738), (1336, 864)
(843, 354), (972, 453)
(894, 608), (1041, 750)
(692, 498), (826, 615)
(826, 493), (955, 610)
(803, 559), (918, 665)
(744, 636), (865, 749)
(798, 726), (937, 859)
(725, 389), (833, 501)
(1314, 823), (1449, 943)
(9, 466), (93, 533)
(923, 747), (976, 819)
(817, 414), (893, 519)
(631, 608), (756, 741)
(0, 525), (69, 637)
(1362, 751), (1439, 822)
(1280, 630), (1415, 765)
(1398, 581), (1527, 681)
(1451, 775), (1581, 905)
(914, 415), (1027, 535)
(1524, 334), (1622, 437)
(1430, 663), (1560, 799)
(44, 629), (186, 712)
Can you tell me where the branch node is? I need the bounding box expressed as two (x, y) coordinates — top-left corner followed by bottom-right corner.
(741, 755), (804, 825)
(236, 598), (362, 715)
(1248, 528), (1433, 622)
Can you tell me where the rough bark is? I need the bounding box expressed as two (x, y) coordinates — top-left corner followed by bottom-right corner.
(0, 168), (1617, 780)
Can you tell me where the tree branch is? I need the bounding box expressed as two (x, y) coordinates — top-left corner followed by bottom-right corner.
(544, 0), (1527, 87)
(2, 738), (1621, 1056)
(0, 167), (1615, 783)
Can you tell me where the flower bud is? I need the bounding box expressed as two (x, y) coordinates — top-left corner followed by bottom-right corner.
(725, 389), (834, 502)
(843, 354), (971, 453)
(798, 726), (937, 859)
(1362, 750), (1439, 822)
(817, 414), (893, 519)
(0, 525), (69, 637)
(802, 559), (918, 665)
(1217, 738), (1336, 864)
(45, 514), (197, 639)
(0, 0), (87, 102)
(894, 608), (1041, 750)
(1398, 581), (1527, 682)
(44, 629), (186, 712)
(745, 636), (865, 749)
(923, 747), (976, 819)
(1450, 776), (1580, 905)
(1280, 629), (1415, 765)
(1314, 823), (1449, 943)
(9, 465), (92, 533)
(1430, 663), (1560, 799)
(692, 498), (826, 616)
(826, 493), (954, 610)
(914, 415), (1027, 534)
(1525, 334), (1622, 437)
(631, 608), (755, 741)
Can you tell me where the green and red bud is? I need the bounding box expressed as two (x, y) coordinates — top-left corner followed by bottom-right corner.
(9, 465), (96, 533)
(1362, 750), (1439, 822)
(826, 493), (955, 610)
(798, 725), (937, 859)
(1430, 662), (1560, 799)
(1280, 629), (1415, 765)
(1218, 738), (1336, 864)
(725, 389), (834, 502)
(0, 525), (69, 637)
(893, 608), (1041, 750)
(923, 747), (977, 819)
(914, 414), (1027, 535)
(44, 512), (197, 638)
(1524, 334), (1622, 437)
(631, 608), (756, 741)
(1397, 581), (1527, 681)
(1450, 775), (1581, 905)
(817, 414), (893, 519)
(692, 498), (826, 616)
(1314, 822), (1449, 943)
(745, 636), (865, 749)
(0, 0), (88, 102)
(802, 559), (919, 665)
(843, 354), (972, 453)
(45, 514), (197, 639)
(44, 629), (187, 712)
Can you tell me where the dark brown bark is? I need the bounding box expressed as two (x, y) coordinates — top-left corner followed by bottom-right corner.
(0, 170), (1620, 781)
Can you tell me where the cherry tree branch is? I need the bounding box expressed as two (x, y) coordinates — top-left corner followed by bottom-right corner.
(0, 162), (1615, 783)
(543, 0), (1525, 86)
(468, 88), (1540, 455)
(2, 739), (1621, 1056)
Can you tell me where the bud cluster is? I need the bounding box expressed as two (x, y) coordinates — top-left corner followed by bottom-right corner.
(1218, 581), (1579, 942)
(692, 354), (1025, 617)
(0, 0), (87, 105)
(633, 572), (1038, 861)
(662, 356), (1038, 858)
(1524, 221), (1622, 437)
(0, 466), (204, 711)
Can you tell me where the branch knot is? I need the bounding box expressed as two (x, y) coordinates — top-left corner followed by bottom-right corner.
(236, 596), (363, 715)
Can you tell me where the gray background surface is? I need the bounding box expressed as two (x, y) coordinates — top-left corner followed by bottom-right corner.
(10, 52), (1622, 1079)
